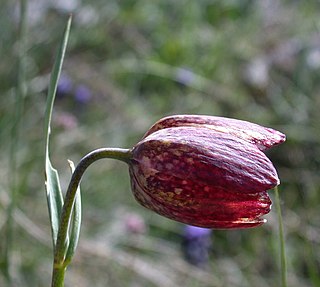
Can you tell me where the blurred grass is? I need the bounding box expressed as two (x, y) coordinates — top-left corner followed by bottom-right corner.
(1, 0), (27, 283)
(0, 0), (320, 286)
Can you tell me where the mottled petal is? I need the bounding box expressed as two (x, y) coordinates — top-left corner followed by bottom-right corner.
(128, 114), (285, 229)
(130, 165), (271, 228)
(143, 115), (285, 151)
(135, 127), (280, 194)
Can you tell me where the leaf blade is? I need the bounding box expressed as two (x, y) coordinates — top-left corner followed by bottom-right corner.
(44, 16), (72, 247)
(45, 159), (63, 246)
(44, 16), (72, 148)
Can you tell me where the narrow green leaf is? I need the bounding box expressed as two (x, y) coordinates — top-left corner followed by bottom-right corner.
(45, 159), (63, 246)
(44, 16), (72, 247)
(44, 16), (72, 146)
(64, 160), (82, 264)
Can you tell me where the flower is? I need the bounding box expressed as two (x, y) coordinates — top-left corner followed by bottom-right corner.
(183, 225), (212, 239)
(124, 213), (147, 234)
(57, 73), (73, 96)
(74, 84), (92, 104)
(176, 68), (195, 86)
(128, 115), (285, 229)
(182, 225), (212, 267)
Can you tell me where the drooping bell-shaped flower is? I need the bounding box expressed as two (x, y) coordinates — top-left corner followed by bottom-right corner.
(128, 115), (285, 229)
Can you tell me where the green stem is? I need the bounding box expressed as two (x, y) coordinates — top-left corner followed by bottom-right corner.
(274, 186), (287, 287)
(51, 265), (67, 287)
(51, 148), (132, 287)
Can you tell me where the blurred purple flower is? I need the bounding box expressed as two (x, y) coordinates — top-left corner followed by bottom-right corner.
(182, 225), (212, 267)
(176, 68), (195, 86)
(74, 84), (92, 104)
(57, 74), (73, 96)
(183, 225), (212, 239)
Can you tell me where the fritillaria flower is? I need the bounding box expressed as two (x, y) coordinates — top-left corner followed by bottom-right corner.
(128, 115), (285, 229)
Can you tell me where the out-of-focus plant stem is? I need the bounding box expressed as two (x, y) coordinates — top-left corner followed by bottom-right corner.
(3, 0), (27, 282)
(274, 186), (287, 287)
(51, 148), (132, 287)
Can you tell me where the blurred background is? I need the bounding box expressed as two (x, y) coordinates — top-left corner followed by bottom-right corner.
(0, 0), (320, 286)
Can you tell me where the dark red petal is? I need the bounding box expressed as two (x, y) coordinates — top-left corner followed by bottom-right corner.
(133, 127), (280, 194)
(129, 164), (272, 229)
(143, 115), (285, 151)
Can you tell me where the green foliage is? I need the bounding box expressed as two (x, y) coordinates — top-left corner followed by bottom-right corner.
(45, 159), (63, 247)
(44, 16), (71, 248)
(44, 18), (83, 279)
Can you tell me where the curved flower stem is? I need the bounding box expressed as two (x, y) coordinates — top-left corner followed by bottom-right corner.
(51, 148), (132, 287)
(274, 186), (287, 287)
